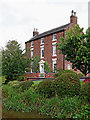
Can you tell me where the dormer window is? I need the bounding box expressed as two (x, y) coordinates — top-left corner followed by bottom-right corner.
(31, 41), (33, 47)
(53, 34), (57, 41)
(41, 38), (44, 44)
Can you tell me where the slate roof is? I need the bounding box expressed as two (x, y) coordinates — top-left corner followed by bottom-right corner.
(25, 23), (71, 43)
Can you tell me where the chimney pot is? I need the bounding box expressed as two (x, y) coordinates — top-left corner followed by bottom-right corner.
(74, 12), (76, 16)
(70, 10), (77, 24)
(33, 28), (39, 36)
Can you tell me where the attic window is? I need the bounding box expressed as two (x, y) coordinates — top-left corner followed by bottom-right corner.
(53, 34), (57, 41)
(41, 38), (44, 44)
(31, 41), (33, 47)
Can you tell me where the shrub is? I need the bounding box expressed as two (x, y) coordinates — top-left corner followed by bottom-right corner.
(55, 73), (80, 96)
(37, 79), (55, 98)
(54, 70), (77, 78)
(19, 80), (34, 92)
(8, 80), (19, 88)
(31, 80), (42, 90)
(17, 76), (25, 81)
(80, 82), (90, 101)
(78, 73), (84, 77)
(0, 76), (7, 84)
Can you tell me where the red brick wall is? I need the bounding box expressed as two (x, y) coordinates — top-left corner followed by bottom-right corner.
(25, 23), (83, 74)
(23, 72), (54, 80)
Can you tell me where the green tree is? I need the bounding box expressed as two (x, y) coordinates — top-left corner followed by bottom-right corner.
(2, 40), (31, 81)
(31, 56), (40, 72)
(57, 25), (90, 76)
(44, 61), (51, 73)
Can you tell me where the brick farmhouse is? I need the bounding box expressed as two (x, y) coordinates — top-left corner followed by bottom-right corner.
(25, 10), (81, 75)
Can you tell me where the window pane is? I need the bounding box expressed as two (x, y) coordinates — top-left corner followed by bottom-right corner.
(53, 45), (56, 56)
(31, 50), (33, 57)
(41, 38), (44, 44)
(41, 48), (44, 58)
(53, 61), (57, 72)
(31, 41), (33, 47)
(67, 64), (70, 70)
(53, 34), (57, 40)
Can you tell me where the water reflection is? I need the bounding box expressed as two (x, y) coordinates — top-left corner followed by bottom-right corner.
(2, 107), (49, 118)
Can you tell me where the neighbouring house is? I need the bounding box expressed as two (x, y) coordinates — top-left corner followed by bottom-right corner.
(25, 10), (81, 76)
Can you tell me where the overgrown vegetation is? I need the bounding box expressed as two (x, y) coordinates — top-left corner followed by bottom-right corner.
(2, 77), (90, 119)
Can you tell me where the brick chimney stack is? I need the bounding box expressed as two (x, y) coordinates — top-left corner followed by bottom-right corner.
(70, 10), (77, 24)
(33, 28), (39, 36)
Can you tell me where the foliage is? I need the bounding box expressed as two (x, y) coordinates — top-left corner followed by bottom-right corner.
(31, 56), (40, 72)
(57, 25), (90, 76)
(37, 79), (55, 98)
(80, 82), (90, 101)
(0, 76), (7, 84)
(17, 76), (25, 81)
(2, 40), (31, 81)
(44, 61), (51, 73)
(31, 80), (42, 90)
(55, 73), (80, 96)
(78, 73), (84, 77)
(2, 83), (89, 119)
(54, 70), (77, 78)
(18, 80), (34, 92)
(8, 80), (20, 88)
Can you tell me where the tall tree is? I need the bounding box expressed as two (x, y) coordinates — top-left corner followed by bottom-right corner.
(2, 40), (31, 81)
(57, 25), (90, 76)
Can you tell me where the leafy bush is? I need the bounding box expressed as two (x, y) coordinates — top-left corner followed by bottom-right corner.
(78, 73), (84, 77)
(54, 70), (77, 78)
(31, 80), (42, 90)
(19, 80), (34, 92)
(55, 73), (80, 96)
(80, 82), (90, 101)
(0, 76), (7, 84)
(17, 76), (25, 81)
(37, 79), (55, 98)
(8, 80), (19, 88)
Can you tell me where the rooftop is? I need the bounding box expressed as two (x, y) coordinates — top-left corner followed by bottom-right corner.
(25, 23), (71, 43)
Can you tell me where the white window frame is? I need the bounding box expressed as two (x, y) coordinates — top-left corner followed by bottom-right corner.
(67, 64), (71, 70)
(52, 58), (57, 72)
(31, 41), (33, 47)
(52, 42), (57, 56)
(41, 46), (44, 58)
(53, 34), (57, 41)
(41, 38), (44, 44)
(31, 48), (34, 58)
(31, 62), (33, 73)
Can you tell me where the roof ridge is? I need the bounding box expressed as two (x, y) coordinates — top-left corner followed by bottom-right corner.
(25, 23), (71, 43)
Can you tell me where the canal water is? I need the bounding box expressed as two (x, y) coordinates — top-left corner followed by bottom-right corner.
(2, 107), (50, 118)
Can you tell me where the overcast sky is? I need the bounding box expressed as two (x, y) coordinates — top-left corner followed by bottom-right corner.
(0, 0), (89, 49)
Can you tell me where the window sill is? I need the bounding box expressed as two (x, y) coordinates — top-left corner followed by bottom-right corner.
(40, 43), (44, 45)
(52, 39), (57, 41)
(52, 55), (57, 57)
(41, 57), (44, 58)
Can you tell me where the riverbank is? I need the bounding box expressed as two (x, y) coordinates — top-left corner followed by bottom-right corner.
(2, 83), (89, 119)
